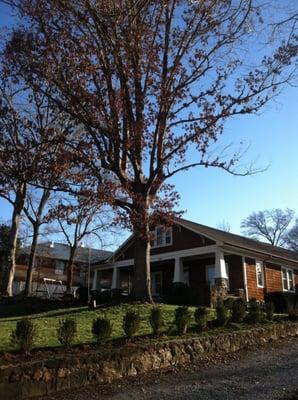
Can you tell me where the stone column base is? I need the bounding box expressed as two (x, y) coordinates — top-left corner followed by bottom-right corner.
(210, 277), (228, 307)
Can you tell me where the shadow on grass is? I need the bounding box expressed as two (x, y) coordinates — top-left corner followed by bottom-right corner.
(0, 299), (87, 319)
(0, 299), (131, 321)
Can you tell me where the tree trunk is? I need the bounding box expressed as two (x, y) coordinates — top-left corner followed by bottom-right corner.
(24, 188), (50, 297)
(66, 245), (76, 294)
(1, 183), (27, 296)
(24, 222), (39, 297)
(131, 194), (153, 303)
(133, 234), (153, 303)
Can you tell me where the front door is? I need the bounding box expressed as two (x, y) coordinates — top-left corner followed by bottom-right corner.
(151, 271), (163, 296)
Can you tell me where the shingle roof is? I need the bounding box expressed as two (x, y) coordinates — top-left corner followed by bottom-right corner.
(20, 242), (112, 264)
(176, 217), (298, 263)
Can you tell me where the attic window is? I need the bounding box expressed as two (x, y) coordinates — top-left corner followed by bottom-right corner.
(152, 227), (172, 248)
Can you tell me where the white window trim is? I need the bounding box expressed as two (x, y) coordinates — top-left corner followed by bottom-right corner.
(152, 226), (173, 249)
(281, 267), (295, 293)
(256, 260), (265, 288)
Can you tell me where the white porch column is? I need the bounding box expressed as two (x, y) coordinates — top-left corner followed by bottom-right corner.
(111, 267), (120, 289)
(214, 248), (228, 279)
(173, 257), (184, 282)
(92, 269), (98, 290)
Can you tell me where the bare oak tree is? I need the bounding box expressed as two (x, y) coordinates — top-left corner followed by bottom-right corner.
(286, 219), (298, 252)
(4, 0), (298, 301)
(241, 208), (295, 246)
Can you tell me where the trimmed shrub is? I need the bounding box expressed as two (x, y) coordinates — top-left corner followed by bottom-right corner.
(76, 286), (88, 303)
(288, 303), (298, 321)
(194, 306), (209, 332)
(149, 307), (163, 336)
(167, 282), (189, 305)
(91, 290), (113, 304)
(92, 317), (113, 344)
(216, 299), (230, 327)
(265, 302), (275, 321)
(264, 292), (297, 314)
(247, 299), (264, 323)
(231, 300), (246, 323)
(174, 306), (192, 334)
(224, 297), (235, 310)
(10, 318), (36, 353)
(111, 288), (122, 304)
(123, 310), (141, 339)
(57, 318), (77, 349)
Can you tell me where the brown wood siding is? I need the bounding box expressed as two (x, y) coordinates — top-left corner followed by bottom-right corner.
(245, 258), (265, 301)
(116, 225), (215, 261)
(15, 262), (84, 285)
(246, 260), (298, 300)
(264, 262), (282, 293)
(225, 255), (244, 292)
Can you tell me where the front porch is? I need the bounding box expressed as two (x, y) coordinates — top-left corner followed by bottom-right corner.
(92, 246), (246, 306)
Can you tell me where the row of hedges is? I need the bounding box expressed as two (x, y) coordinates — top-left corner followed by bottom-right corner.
(165, 284), (298, 308)
(90, 284), (298, 309)
(264, 291), (297, 313)
(10, 298), (297, 354)
(2, 322), (298, 400)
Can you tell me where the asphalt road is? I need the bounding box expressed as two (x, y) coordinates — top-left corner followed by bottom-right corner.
(43, 336), (298, 400)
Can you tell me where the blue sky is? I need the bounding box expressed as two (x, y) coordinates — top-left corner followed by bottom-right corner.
(0, 3), (297, 240)
(172, 86), (298, 232)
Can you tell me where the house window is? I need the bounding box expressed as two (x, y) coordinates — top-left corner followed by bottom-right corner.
(282, 268), (295, 292)
(206, 265), (215, 287)
(256, 261), (264, 288)
(55, 260), (65, 275)
(152, 226), (172, 248)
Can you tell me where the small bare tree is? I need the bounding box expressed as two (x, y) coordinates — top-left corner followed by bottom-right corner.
(217, 220), (231, 232)
(52, 196), (113, 294)
(22, 187), (51, 296)
(241, 208), (295, 246)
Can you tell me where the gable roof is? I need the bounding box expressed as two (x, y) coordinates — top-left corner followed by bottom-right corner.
(176, 217), (298, 264)
(20, 242), (112, 264)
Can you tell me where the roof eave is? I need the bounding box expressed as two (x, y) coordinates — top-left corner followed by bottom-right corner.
(223, 243), (298, 266)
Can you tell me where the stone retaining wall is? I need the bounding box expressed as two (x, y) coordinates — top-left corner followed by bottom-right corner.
(1, 322), (297, 399)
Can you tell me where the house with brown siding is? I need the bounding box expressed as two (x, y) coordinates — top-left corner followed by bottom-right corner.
(14, 242), (112, 297)
(92, 217), (298, 305)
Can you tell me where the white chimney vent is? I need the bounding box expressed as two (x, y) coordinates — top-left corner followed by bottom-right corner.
(49, 241), (55, 248)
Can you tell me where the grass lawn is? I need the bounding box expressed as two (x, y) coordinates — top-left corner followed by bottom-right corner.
(0, 303), (202, 352)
